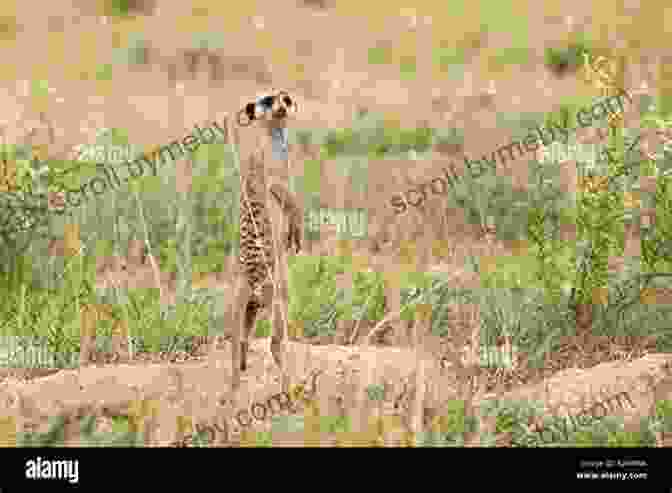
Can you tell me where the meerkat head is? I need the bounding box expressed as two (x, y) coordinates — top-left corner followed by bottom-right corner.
(237, 89), (297, 127)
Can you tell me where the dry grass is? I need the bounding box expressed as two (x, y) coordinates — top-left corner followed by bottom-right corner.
(1, 337), (670, 447)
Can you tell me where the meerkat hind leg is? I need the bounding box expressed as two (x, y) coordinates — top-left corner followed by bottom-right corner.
(241, 300), (258, 372)
(267, 198), (291, 372)
(231, 276), (252, 389)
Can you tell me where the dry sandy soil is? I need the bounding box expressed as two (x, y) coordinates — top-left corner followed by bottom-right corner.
(1, 1), (672, 446)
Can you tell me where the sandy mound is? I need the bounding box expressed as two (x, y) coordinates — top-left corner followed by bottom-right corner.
(1, 339), (671, 446)
(502, 353), (672, 429)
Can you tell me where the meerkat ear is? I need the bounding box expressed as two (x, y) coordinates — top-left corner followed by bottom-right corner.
(280, 92), (297, 114)
(236, 102), (257, 126)
(278, 91), (292, 106)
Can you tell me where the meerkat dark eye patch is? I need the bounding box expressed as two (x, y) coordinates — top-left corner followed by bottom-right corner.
(245, 102), (256, 120)
(259, 95), (275, 109)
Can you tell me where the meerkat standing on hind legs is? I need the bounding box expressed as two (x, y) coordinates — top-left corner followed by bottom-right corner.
(224, 89), (302, 392)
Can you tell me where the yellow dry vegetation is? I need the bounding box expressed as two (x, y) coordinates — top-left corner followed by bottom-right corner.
(0, 414), (17, 446)
(109, 15), (146, 49)
(173, 0), (260, 35)
(623, 191), (641, 210)
(640, 288), (672, 306)
(592, 287), (609, 306)
(63, 223), (82, 257)
(510, 239), (530, 257)
(79, 300), (129, 365)
(431, 239), (452, 261)
(0, 158), (17, 193)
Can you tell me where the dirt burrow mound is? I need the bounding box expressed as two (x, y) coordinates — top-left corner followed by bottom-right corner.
(0, 340), (445, 445)
(501, 353), (672, 430)
(1, 342), (671, 445)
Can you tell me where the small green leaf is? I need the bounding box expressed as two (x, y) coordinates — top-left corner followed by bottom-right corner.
(31, 79), (50, 99)
(368, 45), (392, 65)
(95, 64), (113, 81)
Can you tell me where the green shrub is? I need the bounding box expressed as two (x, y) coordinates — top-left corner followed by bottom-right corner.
(570, 416), (657, 447)
(105, 0), (133, 17)
(289, 255), (343, 338)
(651, 399), (672, 440)
(113, 34), (151, 66)
(479, 398), (547, 447)
(544, 34), (592, 76)
(320, 117), (435, 159)
(433, 45), (467, 73)
(399, 56), (417, 80)
(367, 44), (393, 65)
(433, 127), (464, 154)
(104, 0), (146, 17)
(96, 64), (114, 82)
(489, 47), (534, 70)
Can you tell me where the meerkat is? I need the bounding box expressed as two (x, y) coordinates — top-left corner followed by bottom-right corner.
(227, 89), (303, 389)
